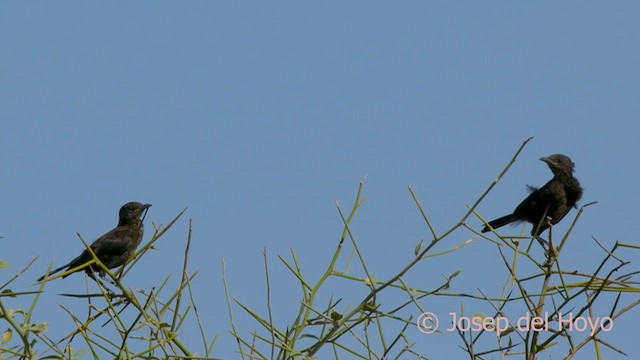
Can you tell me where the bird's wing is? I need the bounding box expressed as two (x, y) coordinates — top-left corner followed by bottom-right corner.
(526, 185), (539, 193)
(61, 227), (130, 270)
(515, 181), (551, 215)
(90, 226), (134, 256)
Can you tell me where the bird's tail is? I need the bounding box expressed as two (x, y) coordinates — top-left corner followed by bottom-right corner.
(36, 263), (69, 282)
(482, 214), (518, 233)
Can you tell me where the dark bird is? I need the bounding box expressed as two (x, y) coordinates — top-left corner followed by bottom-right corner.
(37, 202), (151, 282)
(482, 154), (583, 242)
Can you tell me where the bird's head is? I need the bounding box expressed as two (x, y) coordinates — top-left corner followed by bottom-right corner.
(119, 202), (152, 225)
(540, 154), (575, 177)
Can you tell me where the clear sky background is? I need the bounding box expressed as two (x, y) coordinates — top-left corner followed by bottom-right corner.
(1, 2), (638, 359)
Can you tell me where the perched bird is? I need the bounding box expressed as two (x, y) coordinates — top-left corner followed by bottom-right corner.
(37, 202), (151, 281)
(482, 154), (583, 241)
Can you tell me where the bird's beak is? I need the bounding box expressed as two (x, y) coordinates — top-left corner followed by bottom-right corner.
(140, 204), (151, 221)
(540, 156), (560, 169)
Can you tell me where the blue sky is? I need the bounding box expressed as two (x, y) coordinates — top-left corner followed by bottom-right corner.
(1, 2), (638, 359)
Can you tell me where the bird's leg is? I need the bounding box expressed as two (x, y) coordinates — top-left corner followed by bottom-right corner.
(95, 268), (121, 287)
(534, 235), (548, 248)
(545, 217), (559, 261)
(96, 271), (130, 302)
(97, 279), (116, 297)
(104, 276), (118, 287)
(533, 215), (554, 248)
(108, 292), (129, 305)
(86, 271), (117, 297)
